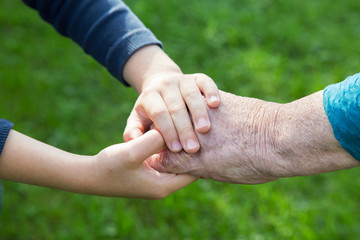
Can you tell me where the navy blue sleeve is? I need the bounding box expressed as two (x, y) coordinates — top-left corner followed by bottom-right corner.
(22, 0), (162, 85)
(0, 119), (13, 156)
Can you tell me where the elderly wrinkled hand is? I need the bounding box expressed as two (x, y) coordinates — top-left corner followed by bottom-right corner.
(148, 91), (359, 184)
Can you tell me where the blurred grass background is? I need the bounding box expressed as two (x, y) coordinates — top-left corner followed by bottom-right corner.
(1, 0), (360, 239)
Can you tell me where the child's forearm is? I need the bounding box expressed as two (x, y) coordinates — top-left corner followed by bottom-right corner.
(0, 130), (94, 194)
(0, 130), (196, 198)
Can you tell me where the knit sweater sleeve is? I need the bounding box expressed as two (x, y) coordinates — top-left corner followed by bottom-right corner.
(22, 0), (162, 85)
(0, 119), (13, 156)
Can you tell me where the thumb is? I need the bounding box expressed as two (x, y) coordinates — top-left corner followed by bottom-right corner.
(123, 107), (152, 142)
(126, 129), (165, 163)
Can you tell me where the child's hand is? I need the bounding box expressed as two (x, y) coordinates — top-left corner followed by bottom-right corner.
(92, 130), (197, 199)
(0, 129), (194, 199)
(122, 45), (220, 153)
(123, 72), (220, 153)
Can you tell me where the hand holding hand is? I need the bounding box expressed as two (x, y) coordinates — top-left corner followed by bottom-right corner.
(91, 130), (197, 199)
(122, 45), (220, 153)
(148, 91), (278, 184)
(0, 130), (196, 199)
(148, 91), (359, 184)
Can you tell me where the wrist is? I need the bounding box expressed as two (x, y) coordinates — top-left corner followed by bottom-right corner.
(65, 154), (99, 195)
(221, 92), (282, 181)
(242, 98), (284, 179)
(80, 150), (122, 197)
(59, 153), (115, 197)
(123, 45), (182, 93)
(273, 91), (359, 178)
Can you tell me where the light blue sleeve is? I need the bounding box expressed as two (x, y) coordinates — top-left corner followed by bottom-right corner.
(323, 73), (360, 161)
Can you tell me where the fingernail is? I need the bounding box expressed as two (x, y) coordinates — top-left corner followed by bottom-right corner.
(210, 96), (219, 103)
(172, 141), (182, 151)
(197, 118), (209, 130)
(186, 139), (199, 150)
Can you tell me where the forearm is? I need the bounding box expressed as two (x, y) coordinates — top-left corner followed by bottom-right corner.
(273, 91), (359, 177)
(0, 130), (95, 194)
(122, 45), (182, 93)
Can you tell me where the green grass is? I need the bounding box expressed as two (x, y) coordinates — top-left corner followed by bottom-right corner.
(1, 0), (360, 239)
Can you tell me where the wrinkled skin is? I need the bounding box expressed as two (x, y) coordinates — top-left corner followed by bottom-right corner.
(149, 91), (359, 184)
(149, 91), (281, 184)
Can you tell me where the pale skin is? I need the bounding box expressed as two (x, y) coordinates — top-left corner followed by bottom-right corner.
(0, 129), (196, 199)
(149, 90), (360, 183)
(0, 44), (219, 198)
(123, 45), (220, 153)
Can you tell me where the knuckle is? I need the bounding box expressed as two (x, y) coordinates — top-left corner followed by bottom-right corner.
(191, 100), (207, 110)
(149, 107), (168, 120)
(196, 73), (215, 86)
(182, 88), (200, 100)
(126, 115), (137, 125)
(141, 89), (157, 100)
(123, 132), (130, 141)
(195, 73), (210, 81)
(169, 104), (185, 116)
(161, 77), (177, 87)
(178, 125), (195, 135)
(195, 73), (208, 79)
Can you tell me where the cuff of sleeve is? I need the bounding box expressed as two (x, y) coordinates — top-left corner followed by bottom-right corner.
(105, 29), (162, 86)
(323, 73), (360, 161)
(0, 119), (14, 156)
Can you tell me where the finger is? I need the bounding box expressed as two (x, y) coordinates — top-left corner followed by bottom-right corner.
(161, 86), (200, 153)
(123, 106), (151, 142)
(126, 129), (165, 163)
(142, 91), (182, 152)
(124, 127), (143, 142)
(180, 75), (211, 133)
(195, 73), (220, 108)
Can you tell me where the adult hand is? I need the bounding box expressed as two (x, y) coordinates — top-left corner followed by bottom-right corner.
(149, 91), (359, 184)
